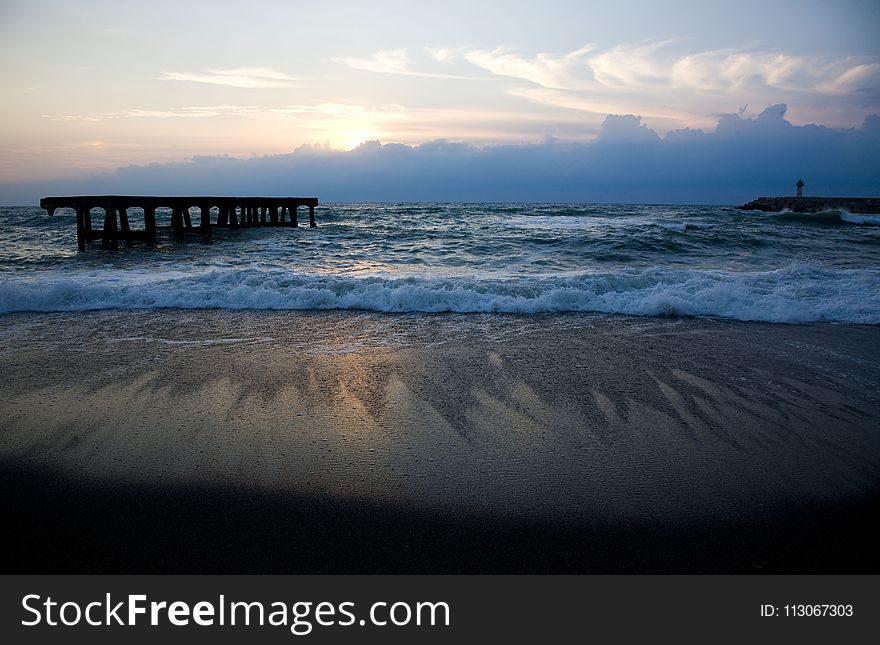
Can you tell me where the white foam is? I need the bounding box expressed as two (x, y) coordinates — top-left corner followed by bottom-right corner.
(1, 263), (878, 323)
(656, 221), (716, 232)
(503, 215), (614, 230)
(840, 211), (880, 226)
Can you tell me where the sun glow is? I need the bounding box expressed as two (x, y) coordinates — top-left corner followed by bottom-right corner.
(338, 129), (383, 151)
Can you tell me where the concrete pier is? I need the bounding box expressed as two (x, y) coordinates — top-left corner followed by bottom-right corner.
(39, 195), (318, 251)
(738, 196), (880, 213)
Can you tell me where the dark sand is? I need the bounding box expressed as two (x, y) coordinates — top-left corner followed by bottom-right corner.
(1, 310), (878, 573)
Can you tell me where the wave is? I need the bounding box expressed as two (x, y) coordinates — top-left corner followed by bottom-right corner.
(1, 263), (878, 323)
(502, 215), (609, 230)
(655, 221), (715, 232)
(840, 211), (880, 226)
(771, 210), (880, 226)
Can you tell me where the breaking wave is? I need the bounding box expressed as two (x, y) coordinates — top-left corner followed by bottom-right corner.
(1, 263), (878, 323)
(772, 210), (880, 226)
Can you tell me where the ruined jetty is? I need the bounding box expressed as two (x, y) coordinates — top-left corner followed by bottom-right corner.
(738, 196), (880, 213)
(40, 195), (318, 251)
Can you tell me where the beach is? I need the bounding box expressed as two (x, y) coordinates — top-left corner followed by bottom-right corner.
(2, 309), (878, 573)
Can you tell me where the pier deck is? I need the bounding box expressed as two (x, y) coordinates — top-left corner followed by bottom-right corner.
(40, 195), (318, 251)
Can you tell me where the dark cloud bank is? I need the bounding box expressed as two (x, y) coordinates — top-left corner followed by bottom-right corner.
(5, 105), (880, 205)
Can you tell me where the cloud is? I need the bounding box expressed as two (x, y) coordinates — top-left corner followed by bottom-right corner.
(456, 41), (880, 97)
(815, 62), (880, 95)
(425, 47), (465, 64)
(507, 86), (697, 127)
(669, 50), (806, 92)
(9, 106), (878, 205)
(41, 114), (103, 123)
(595, 114), (660, 145)
(587, 40), (678, 89)
(158, 68), (300, 88)
(122, 106), (265, 118)
(333, 49), (410, 74)
(270, 103), (406, 120)
(462, 45), (594, 90)
(42, 105), (264, 121)
(330, 42), (876, 135)
(442, 41), (879, 131)
(332, 49), (477, 80)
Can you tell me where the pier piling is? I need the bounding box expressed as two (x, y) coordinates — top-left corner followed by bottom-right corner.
(74, 206), (86, 252)
(144, 206), (157, 246)
(118, 207), (132, 247)
(102, 205), (118, 249)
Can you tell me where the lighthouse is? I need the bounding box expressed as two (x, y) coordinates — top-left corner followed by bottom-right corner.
(796, 178), (805, 198)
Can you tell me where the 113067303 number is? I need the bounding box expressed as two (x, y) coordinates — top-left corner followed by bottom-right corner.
(761, 604), (854, 617)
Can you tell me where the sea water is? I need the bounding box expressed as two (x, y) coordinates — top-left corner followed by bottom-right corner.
(0, 203), (878, 323)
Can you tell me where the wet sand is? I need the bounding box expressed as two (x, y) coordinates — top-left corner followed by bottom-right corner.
(1, 310), (878, 573)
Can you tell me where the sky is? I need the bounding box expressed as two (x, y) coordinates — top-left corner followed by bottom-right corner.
(1, 0), (878, 204)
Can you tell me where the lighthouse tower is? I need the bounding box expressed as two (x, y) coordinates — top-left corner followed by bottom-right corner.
(796, 178), (805, 198)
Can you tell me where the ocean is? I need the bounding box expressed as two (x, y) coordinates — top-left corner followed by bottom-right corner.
(0, 202), (878, 323)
